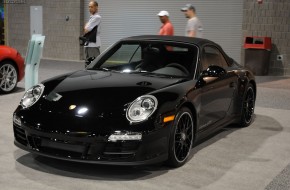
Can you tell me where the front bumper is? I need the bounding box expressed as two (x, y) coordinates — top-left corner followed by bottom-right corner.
(13, 123), (169, 165)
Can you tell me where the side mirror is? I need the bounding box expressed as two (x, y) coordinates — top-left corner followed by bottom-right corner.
(196, 65), (226, 88)
(201, 65), (226, 78)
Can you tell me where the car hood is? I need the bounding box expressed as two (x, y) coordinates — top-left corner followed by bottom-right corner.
(44, 69), (184, 95)
(40, 70), (185, 115)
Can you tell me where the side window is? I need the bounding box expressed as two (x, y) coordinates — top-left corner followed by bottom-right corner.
(201, 46), (228, 70)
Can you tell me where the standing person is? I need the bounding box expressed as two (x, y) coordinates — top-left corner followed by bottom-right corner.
(181, 4), (203, 38)
(84, 1), (101, 67)
(157, 10), (174, 36)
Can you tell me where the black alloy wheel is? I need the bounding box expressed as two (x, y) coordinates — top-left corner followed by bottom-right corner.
(167, 107), (194, 167)
(240, 84), (255, 127)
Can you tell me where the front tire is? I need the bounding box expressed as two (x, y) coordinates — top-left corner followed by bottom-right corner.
(0, 61), (18, 93)
(167, 107), (194, 167)
(239, 83), (255, 127)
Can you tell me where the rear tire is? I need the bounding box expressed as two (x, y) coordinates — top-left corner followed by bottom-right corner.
(239, 83), (255, 127)
(167, 107), (194, 167)
(0, 61), (18, 93)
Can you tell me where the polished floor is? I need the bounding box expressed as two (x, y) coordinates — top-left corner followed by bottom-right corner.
(1, 59), (290, 190)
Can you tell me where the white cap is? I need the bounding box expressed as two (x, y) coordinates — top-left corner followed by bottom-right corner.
(157, 10), (169, 17)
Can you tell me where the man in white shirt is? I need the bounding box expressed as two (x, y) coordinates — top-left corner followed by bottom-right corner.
(84, 1), (101, 65)
(181, 4), (203, 38)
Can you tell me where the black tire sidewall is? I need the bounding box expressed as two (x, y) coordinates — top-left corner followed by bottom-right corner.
(167, 107), (194, 167)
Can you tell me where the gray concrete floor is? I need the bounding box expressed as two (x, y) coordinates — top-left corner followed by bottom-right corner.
(1, 59), (290, 190)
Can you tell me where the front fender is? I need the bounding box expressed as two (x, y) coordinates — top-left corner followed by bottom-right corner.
(237, 70), (256, 99)
(150, 80), (199, 127)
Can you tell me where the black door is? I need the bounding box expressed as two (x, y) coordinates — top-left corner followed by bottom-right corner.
(198, 46), (236, 129)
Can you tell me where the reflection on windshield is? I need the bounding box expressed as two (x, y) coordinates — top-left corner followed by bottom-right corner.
(90, 42), (198, 77)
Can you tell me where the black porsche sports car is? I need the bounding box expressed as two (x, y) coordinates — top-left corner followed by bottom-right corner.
(13, 35), (256, 167)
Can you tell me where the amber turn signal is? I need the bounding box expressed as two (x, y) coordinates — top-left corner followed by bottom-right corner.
(163, 115), (175, 123)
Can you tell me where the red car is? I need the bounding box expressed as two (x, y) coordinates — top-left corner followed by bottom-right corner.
(0, 45), (24, 93)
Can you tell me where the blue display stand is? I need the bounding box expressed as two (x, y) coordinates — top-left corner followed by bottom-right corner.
(24, 34), (45, 90)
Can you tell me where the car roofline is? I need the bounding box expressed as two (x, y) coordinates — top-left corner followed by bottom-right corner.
(120, 35), (216, 48)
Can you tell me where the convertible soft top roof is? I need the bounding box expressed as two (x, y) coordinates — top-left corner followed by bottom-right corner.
(121, 35), (216, 47)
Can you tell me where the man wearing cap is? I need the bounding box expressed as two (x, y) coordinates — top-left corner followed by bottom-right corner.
(181, 4), (203, 38)
(157, 10), (174, 36)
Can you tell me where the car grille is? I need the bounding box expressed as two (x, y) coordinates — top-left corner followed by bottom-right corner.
(14, 125), (140, 161)
(102, 142), (139, 160)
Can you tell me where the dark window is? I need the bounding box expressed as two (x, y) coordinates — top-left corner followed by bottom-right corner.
(201, 46), (228, 71)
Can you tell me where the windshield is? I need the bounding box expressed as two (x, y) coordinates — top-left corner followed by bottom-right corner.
(88, 41), (198, 77)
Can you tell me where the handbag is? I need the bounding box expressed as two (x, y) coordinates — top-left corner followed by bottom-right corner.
(79, 36), (88, 46)
(79, 25), (98, 46)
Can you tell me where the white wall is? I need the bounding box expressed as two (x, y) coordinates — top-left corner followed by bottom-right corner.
(84, 0), (243, 62)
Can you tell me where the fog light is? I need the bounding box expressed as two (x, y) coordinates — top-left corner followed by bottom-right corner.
(108, 131), (142, 142)
(13, 114), (22, 126)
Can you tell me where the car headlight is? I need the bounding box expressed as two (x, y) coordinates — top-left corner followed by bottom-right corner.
(126, 95), (158, 124)
(20, 84), (45, 108)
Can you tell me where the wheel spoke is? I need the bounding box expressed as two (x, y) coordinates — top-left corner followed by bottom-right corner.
(176, 145), (182, 157)
(181, 118), (186, 131)
(184, 116), (189, 129)
(183, 142), (189, 149)
(0, 79), (4, 86)
(4, 81), (8, 89)
(183, 144), (189, 155)
(8, 71), (15, 78)
(186, 123), (192, 132)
